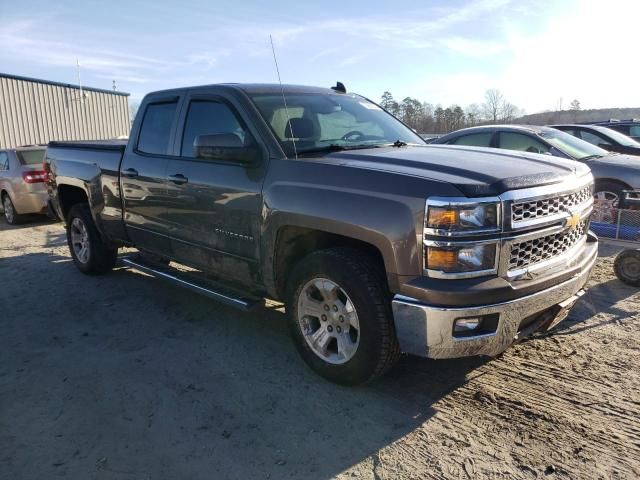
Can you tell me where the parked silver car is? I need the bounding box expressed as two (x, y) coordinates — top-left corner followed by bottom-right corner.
(0, 146), (48, 224)
(433, 125), (640, 206)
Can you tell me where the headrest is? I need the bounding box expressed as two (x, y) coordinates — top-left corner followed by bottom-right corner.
(285, 117), (314, 139)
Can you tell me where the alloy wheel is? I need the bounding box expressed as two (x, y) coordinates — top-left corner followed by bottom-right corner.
(297, 278), (360, 365)
(3, 197), (14, 223)
(70, 217), (91, 264)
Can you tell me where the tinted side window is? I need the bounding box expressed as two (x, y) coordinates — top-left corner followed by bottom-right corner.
(630, 126), (640, 137)
(580, 130), (610, 146)
(180, 101), (247, 158)
(0, 152), (9, 171)
(450, 132), (493, 147)
(498, 132), (549, 154)
(608, 125), (630, 136)
(559, 128), (577, 136)
(137, 101), (178, 155)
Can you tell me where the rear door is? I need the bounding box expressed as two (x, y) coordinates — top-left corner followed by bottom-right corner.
(165, 90), (266, 288)
(120, 95), (182, 254)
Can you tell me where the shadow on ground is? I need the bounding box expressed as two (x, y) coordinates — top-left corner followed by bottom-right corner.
(0, 252), (486, 479)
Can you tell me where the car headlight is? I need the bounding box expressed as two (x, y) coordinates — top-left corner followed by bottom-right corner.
(424, 197), (502, 278)
(425, 243), (498, 274)
(426, 202), (499, 233)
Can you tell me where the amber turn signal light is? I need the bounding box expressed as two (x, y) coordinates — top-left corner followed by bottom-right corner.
(426, 248), (458, 270)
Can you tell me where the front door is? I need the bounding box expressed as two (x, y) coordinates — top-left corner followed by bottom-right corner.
(120, 97), (180, 254)
(165, 94), (266, 288)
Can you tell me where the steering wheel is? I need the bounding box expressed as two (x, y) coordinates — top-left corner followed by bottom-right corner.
(341, 130), (365, 142)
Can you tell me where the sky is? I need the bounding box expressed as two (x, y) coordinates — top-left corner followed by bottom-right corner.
(1, 0), (639, 114)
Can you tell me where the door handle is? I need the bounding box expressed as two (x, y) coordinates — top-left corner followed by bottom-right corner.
(123, 168), (139, 178)
(168, 174), (188, 185)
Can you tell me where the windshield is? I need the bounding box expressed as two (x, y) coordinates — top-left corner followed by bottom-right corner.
(16, 149), (45, 165)
(595, 126), (640, 147)
(250, 93), (425, 157)
(539, 129), (608, 160)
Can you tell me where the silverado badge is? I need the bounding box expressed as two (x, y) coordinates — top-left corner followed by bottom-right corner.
(565, 212), (581, 231)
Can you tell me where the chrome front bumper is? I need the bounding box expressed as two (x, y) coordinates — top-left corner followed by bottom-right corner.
(392, 238), (598, 359)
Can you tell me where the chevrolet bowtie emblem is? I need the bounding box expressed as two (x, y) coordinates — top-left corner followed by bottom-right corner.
(565, 212), (581, 230)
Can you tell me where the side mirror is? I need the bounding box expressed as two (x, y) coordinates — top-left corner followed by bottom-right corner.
(193, 133), (260, 166)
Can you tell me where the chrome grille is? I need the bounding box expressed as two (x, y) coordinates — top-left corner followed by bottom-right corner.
(511, 185), (592, 224)
(508, 221), (587, 270)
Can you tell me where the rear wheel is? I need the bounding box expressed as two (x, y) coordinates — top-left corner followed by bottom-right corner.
(286, 248), (400, 385)
(614, 249), (640, 287)
(66, 203), (118, 274)
(2, 194), (22, 225)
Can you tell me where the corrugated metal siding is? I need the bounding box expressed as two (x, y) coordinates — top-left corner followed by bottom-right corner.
(0, 75), (130, 148)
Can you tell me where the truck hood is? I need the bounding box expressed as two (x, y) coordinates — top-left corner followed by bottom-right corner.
(318, 145), (587, 196)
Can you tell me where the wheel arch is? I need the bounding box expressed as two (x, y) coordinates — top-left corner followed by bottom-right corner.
(57, 184), (89, 221)
(271, 225), (392, 300)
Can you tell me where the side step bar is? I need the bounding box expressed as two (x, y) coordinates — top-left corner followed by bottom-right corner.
(119, 256), (263, 312)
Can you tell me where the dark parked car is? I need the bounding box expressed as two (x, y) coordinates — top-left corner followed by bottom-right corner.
(550, 124), (640, 156)
(590, 120), (640, 141)
(433, 125), (640, 206)
(46, 84), (597, 385)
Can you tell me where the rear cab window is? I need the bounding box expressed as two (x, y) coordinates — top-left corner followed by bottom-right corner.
(137, 101), (179, 155)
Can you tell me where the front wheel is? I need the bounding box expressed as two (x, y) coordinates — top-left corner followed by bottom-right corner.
(66, 203), (118, 274)
(286, 248), (400, 385)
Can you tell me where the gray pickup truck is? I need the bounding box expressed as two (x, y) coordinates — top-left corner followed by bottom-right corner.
(46, 83), (598, 385)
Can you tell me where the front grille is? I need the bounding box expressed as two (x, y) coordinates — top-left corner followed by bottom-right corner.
(508, 221), (587, 270)
(511, 185), (592, 224)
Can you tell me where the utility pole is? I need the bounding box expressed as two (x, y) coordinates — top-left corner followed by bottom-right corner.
(77, 59), (83, 103)
(76, 59), (85, 139)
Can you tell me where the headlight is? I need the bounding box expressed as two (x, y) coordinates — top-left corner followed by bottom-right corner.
(425, 243), (498, 274)
(427, 202), (499, 233)
(424, 197), (502, 278)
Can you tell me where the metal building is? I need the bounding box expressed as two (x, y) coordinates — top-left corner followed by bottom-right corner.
(0, 73), (130, 149)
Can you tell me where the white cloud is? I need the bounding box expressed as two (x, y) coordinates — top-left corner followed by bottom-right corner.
(497, 0), (640, 111)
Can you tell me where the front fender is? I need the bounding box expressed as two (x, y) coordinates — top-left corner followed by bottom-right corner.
(262, 181), (423, 291)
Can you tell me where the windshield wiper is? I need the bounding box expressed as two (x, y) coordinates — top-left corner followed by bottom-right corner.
(297, 144), (384, 156)
(391, 139), (408, 147)
(580, 154), (604, 161)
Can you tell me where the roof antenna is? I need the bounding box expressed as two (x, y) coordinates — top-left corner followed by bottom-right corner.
(269, 34), (297, 160)
(331, 82), (346, 93)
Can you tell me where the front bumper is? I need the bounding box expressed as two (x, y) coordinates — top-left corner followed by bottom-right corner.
(392, 237), (598, 359)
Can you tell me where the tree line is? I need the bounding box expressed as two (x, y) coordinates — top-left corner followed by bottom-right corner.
(378, 88), (523, 134)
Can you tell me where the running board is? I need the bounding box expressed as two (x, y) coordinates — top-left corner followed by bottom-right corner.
(119, 256), (263, 312)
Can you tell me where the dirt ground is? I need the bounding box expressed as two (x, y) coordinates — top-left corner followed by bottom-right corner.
(1, 218), (639, 480)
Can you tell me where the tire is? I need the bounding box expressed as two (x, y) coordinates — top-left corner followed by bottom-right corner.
(286, 247), (401, 385)
(594, 180), (627, 208)
(614, 249), (640, 287)
(66, 203), (118, 274)
(2, 193), (22, 225)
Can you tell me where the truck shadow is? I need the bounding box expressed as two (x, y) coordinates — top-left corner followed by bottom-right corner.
(550, 278), (638, 336)
(1, 252), (486, 480)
